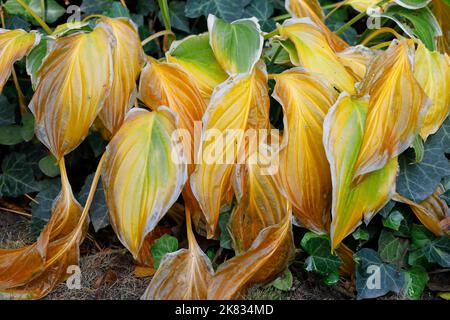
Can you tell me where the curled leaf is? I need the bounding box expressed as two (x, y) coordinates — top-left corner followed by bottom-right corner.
(393, 186), (450, 237)
(323, 93), (398, 249)
(229, 147), (291, 254)
(208, 214), (294, 300)
(0, 163), (85, 299)
(102, 107), (187, 258)
(190, 65), (270, 238)
(0, 29), (39, 93)
(166, 33), (228, 101)
(277, 18), (356, 94)
(414, 43), (450, 140)
(29, 24), (114, 159)
(346, 0), (382, 12)
(336, 45), (375, 81)
(354, 39), (430, 178)
(272, 68), (337, 233)
(208, 15), (263, 75)
(97, 17), (145, 138)
(285, 0), (348, 52)
(141, 212), (213, 300)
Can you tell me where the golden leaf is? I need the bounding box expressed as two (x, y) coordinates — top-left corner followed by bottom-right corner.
(229, 147), (291, 253)
(393, 186), (450, 237)
(141, 211), (213, 300)
(190, 64), (270, 238)
(272, 68), (337, 234)
(277, 18), (356, 94)
(414, 43), (450, 140)
(0, 163), (86, 299)
(102, 107), (187, 258)
(336, 45), (375, 81)
(97, 17), (145, 138)
(29, 24), (114, 159)
(0, 29), (39, 93)
(208, 215), (294, 299)
(354, 39), (430, 178)
(432, 0), (450, 54)
(285, 0), (349, 52)
(166, 33), (228, 101)
(139, 57), (207, 235)
(323, 93), (398, 249)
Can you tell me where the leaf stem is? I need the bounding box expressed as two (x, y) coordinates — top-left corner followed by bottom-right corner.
(120, 0), (127, 8)
(141, 29), (175, 47)
(264, 29), (279, 40)
(82, 14), (106, 23)
(335, 10), (366, 35)
(324, 0), (350, 20)
(360, 27), (402, 45)
(272, 13), (291, 22)
(370, 40), (392, 50)
(40, 0), (45, 21)
(15, 0), (52, 34)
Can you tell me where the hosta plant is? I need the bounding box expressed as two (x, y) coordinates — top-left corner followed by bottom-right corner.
(0, 0), (448, 300)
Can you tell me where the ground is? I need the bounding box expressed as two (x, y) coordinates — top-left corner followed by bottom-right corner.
(0, 211), (443, 300)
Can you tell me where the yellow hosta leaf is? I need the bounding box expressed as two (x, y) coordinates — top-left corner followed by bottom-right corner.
(354, 39), (430, 178)
(272, 68), (337, 234)
(393, 185), (450, 237)
(323, 93), (398, 249)
(277, 18), (356, 94)
(229, 148), (291, 254)
(346, 0), (383, 12)
(0, 29), (39, 93)
(285, 0), (349, 52)
(97, 17), (145, 138)
(0, 166), (85, 299)
(141, 212), (213, 300)
(337, 45), (375, 81)
(414, 43), (450, 140)
(190, 65), (270, 238)
(29, 24), (114, 159)
(139, 57), (208, 234)
(208, 215), (294, 299)
(102, 107), (187, 258)
(166, 33), (228, 101)
(432, 0), (450, 54)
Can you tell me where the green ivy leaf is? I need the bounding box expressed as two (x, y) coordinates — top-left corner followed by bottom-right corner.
(0, 95), (16, 126)
(185, 0), (251, 22)
(382, 211), (404, 231)
(397, 142), (450, 203)
(81, 0), (115, 14)
(103, 2), (131, 18)
(243, 0), (274, 32)
(422, 236), (450, 268)
(411, 224), (435, 248)
(0, 125), (23, 145)
(137, 0), (157, 15)
(428, 116), (450, 153)
(380, 5), (441, 51)
(78, 173), (109, 232)
(402, 265), (429, 300)
(354, 248), (405, 300)
(20, 113), (35, 142)
(352, 226), (370, 241)
(301, 232), (342, 276)
(30, 178), (61, 223)
(0, 152), (39, 197)
(324, 270), (340, 286)
(4, 0), (65, 25)
(378, 230), (409, 268)
(379, 200), (396, 218)
(268, 268), (293, 291)
(38, 154), (59, 178)
(151, 234), (179, 269)
(218, 204), (233, 250)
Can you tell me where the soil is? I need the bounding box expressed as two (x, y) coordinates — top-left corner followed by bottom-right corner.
(0, 211), (443, 300)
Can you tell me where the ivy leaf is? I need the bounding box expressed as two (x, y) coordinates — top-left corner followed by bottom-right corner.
(20, 113), (35, 142)
(137, 0), (157, 15)
(243, 0), (274, 32)
(151, 234), (179, 269)
(354, 248), (405, 300)
(428, 116), (450, 153)
(411, 224), (435, 248)
(382, 211), (404, 231)
(159, 1), (189, 33)
(0, 152), (39, 197)
(0, 95), (16, 126)
(4, 0), (65, 25)
(353, 226), (370, 241)
(378, 230), (409, 268)
(78, 173), (109, 232)
(185, 0), (251, 22)
(30, 178), (61, 223)
(301, 232), (341, 276)
(380, 5), (442, 51)
(103, 2), (131, 18)
(402, 265), (429, 300)
(379, 200), (396, 218)
(38, 154), (60, 178)
(422, 236), (450, 267)
(396, 144), (450, 203)
(218, 205), (233, 250)
(268, 268), (293, 291)
(81, 0), (115, 14)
